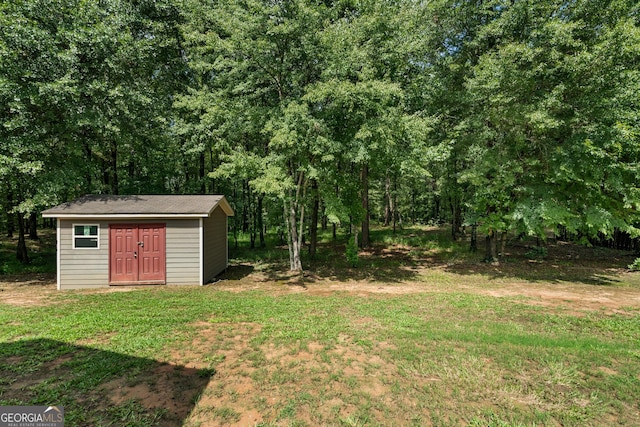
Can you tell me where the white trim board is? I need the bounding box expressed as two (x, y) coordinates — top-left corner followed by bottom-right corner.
(42, 213), (208, 219)
(56, 218), (61, 291)
(199, 218), (204, 286)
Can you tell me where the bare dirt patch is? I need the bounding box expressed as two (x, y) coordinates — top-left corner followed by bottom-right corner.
(0, 273), (57, 306)
(175, 321), (407, 427)
(467, 279), (640, 314)
(99, 362), (208, 426)
(0, 278), (162, 307)
(212, 266), (640, 315)
(180, 323), (265, 426)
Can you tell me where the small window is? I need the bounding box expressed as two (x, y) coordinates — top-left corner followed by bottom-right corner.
(73, 224), (99, 249)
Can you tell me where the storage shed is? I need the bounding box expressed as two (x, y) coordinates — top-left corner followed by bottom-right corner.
(42, 195), (234, 290)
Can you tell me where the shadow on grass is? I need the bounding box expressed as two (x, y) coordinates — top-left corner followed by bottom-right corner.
(216, 263), (255, 281)
(228, 241), (424, 285)
(0, 339), (210, 426)
(304, 244), (424, 284)
(226, 226), (638, 287)
(442, 240), (636, 286)
(0, 273), (56, 287)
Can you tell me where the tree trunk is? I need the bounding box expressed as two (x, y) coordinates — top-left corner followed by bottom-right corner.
(184, 159), (191, 191)
(309, 180), (319, 259)
(199, 152), (206, 194)
(484, 231), (498, 263)
(451, 198), (462, 241)
(285, 170), (305, 272)
(360, 164), (370, 248)
(411, 189), (417, 224)
(353, 227), (359, 251)
(499, 232), (507, 257)
(449, 150), (462, 238)
(28, 212), (38, 240)
(16, 212), (29, 264)
(242, 180), (249, 233)
(332, 183), (339, 242)
(248, 185), (256, 249)
(392, 176), (398, 234)
(258, 195), (265, 248)
(321, 200), (327, 230)
(432, 181), (440, 223)
(284, 200), (294, 267)
(102, 158), (110, 192)
(470, 224), (478, 252)
(209, 147), (217, 194)
(250, 204), (256, 249)
(297, 192), (305, 261)
(384, 175), (391, 227)
(287, 198), (303, 271)
(233, 186), (239, 249)
(128, 157), (135, 185)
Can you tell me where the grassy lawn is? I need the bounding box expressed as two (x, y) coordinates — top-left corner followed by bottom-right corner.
(1, 226), (640, 426)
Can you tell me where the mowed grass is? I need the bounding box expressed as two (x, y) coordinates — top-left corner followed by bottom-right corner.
(2, 286), (640, 426)
(1, 226), (640, 425)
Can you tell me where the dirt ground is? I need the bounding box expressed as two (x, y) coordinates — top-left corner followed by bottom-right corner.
(214, 268), (640, 314)
(2, 264), (640, 314)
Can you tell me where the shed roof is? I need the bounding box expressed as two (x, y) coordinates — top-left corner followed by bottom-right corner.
(42, 195), (234, 218)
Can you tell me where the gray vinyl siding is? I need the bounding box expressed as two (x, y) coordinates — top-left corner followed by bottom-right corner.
(58, 219), (201, 289)
(203, 206), (228, 283)
(59, 220), (108, 289)
(164, 219), (200, 285)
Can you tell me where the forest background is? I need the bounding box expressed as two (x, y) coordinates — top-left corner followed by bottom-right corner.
(1, 0), (639, 271)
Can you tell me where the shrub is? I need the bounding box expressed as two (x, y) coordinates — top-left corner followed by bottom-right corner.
(628, 258), (640, 271)
(345, 236), (359, 268)
(525, 246), (548, 259)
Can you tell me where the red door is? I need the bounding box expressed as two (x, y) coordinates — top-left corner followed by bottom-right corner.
(110, 224), (166, 284)
(110, 225), (138, 283)
(138, 224), (165, 282)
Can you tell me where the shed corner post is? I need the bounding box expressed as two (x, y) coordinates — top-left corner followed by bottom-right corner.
(199, 217), (204, 286)
(56, 218), (61, 291)
(226, 215), (229, 270)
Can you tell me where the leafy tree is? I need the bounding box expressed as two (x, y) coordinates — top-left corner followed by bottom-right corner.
(0, 0), (77, 262)
(3, 0), (639, 269)
(463, 0), (640, 260)
(306, 0), (417, 247)
(180, 0), (330, 271)
(0, 0), (184, 262)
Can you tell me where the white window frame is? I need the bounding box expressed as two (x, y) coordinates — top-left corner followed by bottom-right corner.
(72, 224), (100, 249)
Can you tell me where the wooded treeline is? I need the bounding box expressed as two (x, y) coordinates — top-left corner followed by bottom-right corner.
(1, 0), (639, 269)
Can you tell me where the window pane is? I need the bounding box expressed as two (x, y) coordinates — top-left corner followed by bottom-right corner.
(74, 225), (99, 236)
(75, 237), (98, 248)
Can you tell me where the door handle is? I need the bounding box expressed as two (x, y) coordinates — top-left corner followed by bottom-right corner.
(137, 241), (144, 247)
